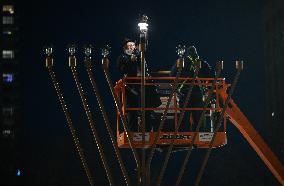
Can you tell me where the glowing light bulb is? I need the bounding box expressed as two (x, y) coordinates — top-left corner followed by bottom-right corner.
(17, 169), (21, 176)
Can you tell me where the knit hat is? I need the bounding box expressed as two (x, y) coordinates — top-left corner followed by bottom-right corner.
(122, 38), (136, 48)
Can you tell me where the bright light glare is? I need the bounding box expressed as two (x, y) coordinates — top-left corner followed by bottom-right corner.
(138, 22), (148, 31)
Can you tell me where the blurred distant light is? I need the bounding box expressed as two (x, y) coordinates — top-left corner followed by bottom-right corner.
(3, 30), (12, 35)
(3, 129), (12, 135)
(2, 16), (14, 24)
(2, 5), (14, 14)
(2, 107), (14, 116)
(2, 50), (15, 59)
(2, 73), (14, 83)
(272, 112), (274, 117)
(17, 169), (21, 176)
(2, 129), (14, 139)
(2, 129), (13, 138)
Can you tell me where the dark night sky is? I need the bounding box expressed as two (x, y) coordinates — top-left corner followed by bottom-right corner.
(15, 0), (281, 185)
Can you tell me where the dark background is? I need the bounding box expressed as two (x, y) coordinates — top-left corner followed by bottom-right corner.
(12, 0), (282, 185)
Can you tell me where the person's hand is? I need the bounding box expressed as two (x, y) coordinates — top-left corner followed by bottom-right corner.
(130, 54), (137, 62)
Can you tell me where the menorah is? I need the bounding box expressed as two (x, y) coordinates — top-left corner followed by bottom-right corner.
(44, 14), (283, 186)
(44, 43), (284, 186)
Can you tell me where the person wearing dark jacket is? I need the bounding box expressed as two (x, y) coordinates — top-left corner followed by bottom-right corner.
(117, 38), (160, 131)
(117, 38), (140, 131)
(117, 39), (142, 77)
(170, 46), (213, 131)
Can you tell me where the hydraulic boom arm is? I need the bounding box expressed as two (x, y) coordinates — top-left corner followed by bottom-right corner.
(218, 90), (284, 185)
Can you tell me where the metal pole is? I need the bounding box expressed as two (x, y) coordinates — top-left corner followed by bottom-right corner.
(44, 49), (94, 186)
(101, 53), (141, 183)
(155, 60), (201, 186)
(138, 15), (149, 186)
(175, 61), (223, 186)
(68, 48), (114, 186)
(145, 56), (184, 183)
(194, 61), (243, 186)
(83, 46), (131, 186)
(139, 26), (147, 186)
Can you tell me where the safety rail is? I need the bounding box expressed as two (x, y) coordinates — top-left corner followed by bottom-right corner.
(114, 77), (229, 148)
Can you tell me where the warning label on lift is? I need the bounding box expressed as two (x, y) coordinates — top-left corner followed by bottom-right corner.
(160, 134), (191, 140)
(133, 133), (150, 142)
(199, 133), (214, 142)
